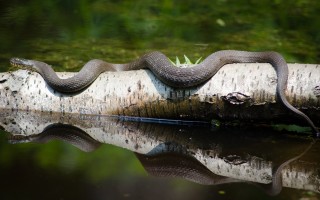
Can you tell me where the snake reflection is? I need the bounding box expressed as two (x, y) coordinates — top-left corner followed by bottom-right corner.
(8, 123), (316, 196)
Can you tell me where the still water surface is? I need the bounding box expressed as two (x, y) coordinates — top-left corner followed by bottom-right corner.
(0, 1), (319, 199)
(1, 110), (320, 199)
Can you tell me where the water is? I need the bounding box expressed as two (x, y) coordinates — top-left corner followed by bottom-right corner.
(0, 1), (319, 199)
(1, 110), (319, 199)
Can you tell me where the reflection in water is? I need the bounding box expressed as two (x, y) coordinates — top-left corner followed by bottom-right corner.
(1, 109), (319, 196)
(135, 151), (244, 186)
(136, 140), (316, 196)
(9, 123), (101, 152)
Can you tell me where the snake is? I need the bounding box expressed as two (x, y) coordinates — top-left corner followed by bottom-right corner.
(9, 50), (319, 135)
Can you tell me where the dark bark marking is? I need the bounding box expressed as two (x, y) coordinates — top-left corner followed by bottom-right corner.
(137, 80), (142, 90)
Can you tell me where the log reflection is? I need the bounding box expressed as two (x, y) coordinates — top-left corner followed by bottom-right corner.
(1, 109), (319, 195)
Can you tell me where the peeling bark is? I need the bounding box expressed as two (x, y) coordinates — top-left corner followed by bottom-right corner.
(0, 63), (319, 125)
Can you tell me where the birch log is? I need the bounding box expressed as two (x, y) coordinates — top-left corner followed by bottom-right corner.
(0, 63), (319, 125)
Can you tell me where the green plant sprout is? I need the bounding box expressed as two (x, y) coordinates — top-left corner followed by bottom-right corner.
(169, 55), (202, 68)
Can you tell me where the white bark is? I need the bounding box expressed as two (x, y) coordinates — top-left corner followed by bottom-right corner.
(0, 63), (319, 124)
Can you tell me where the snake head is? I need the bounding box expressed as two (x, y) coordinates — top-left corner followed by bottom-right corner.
(10, 57), (38, 72)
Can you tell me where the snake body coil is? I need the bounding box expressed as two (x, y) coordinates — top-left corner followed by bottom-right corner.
(10, 50), (319, 134)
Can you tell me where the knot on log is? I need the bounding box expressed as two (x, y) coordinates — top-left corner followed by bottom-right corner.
(221, 92), (251, 105)
(313, 86), (320, 97)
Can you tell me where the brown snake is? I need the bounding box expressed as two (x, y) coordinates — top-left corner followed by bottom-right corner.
(9, 50), (319, 135)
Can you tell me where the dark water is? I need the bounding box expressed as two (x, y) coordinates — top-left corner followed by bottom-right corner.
(0, 1), (320, 199)
(1, 110), (320, 200)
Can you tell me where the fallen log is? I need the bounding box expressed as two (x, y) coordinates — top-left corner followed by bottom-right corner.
(0, 63), (319, 126)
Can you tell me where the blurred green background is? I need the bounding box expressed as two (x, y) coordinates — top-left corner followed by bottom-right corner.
(0, 0), (319, 199)
(0, 0), (319, 72)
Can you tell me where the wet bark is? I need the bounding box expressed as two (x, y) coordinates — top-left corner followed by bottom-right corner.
(0, 63), (319, 125)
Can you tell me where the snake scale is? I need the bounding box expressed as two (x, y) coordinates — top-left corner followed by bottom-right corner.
(9, 50), (319, 135)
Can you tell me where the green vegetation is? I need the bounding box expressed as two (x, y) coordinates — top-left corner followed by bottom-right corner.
(169, 55), (202, 67)
(0, 0), (319, 71)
